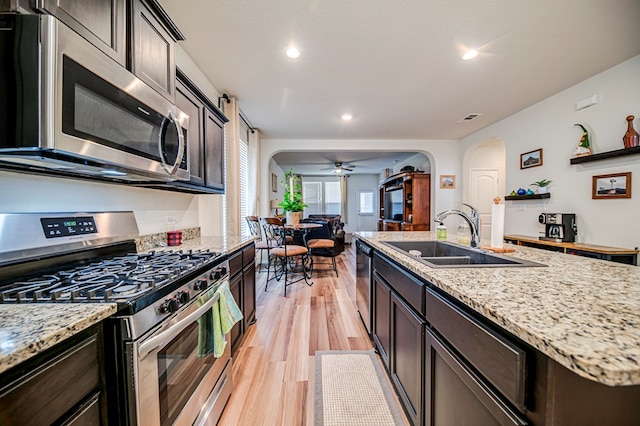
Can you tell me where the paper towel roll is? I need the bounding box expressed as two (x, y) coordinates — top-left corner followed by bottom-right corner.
(490, 204), (505, 248)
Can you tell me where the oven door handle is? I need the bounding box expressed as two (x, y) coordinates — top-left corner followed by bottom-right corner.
(138, 292), (220, 360)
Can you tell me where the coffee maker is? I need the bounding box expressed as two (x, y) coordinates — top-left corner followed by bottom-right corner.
(538, 213), (577, 242)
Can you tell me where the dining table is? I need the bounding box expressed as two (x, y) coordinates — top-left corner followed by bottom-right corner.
(284, 222), (322, 247)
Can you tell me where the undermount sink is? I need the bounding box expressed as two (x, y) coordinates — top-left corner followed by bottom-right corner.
(381, 240), (546, 268)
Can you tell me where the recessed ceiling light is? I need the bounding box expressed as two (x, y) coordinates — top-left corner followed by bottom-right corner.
(286, 47), (301, 59)
(341, 113), (353, 121)
(462, 49), (478, 61)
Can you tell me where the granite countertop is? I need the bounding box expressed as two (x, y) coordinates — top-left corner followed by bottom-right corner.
(0, 234), (255, 376)
(140, 234), (257, 255)
(0, 304), (117, 375)
(356, 231), (640, 387)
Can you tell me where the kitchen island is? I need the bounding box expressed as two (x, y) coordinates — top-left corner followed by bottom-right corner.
(356, 231), (640, 425)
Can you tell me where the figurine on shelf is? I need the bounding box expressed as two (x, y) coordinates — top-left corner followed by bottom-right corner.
(623, 115), (639, 148)
(573, 123), (592, 157)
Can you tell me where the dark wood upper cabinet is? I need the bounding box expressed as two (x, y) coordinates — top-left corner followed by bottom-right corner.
(35, 0), (126, 66)
(172, 69), (227, 194)
(130, 0), (177, 101)
(204, 107), (226, 191)
(176, 79), (205, 186)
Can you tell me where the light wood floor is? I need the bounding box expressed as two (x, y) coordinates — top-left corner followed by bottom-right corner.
(218, 244), (380, 425)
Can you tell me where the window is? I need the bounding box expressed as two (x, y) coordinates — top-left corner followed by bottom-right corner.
(325, 181), (341, 214)
(239, 123), (250, 237)
(359, 190), (374, 215)
(302, 177), (342, 215)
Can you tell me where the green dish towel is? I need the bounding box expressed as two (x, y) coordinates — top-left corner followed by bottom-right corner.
(218, 281), (244, 334)
(197, 286), (221, 357)
(197, 281), (244, 358)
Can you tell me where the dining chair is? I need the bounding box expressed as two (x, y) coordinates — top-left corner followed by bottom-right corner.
(245, 215), (270, 272)
(306, 220), (339, 277)
(262, 217), (312, 296)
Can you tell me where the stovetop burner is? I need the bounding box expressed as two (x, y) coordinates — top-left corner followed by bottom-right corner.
(0, 249), (222, 304)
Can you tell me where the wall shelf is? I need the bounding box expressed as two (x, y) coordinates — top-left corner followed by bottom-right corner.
(504, 193), (550, 201)
(570, 145), (640, 165)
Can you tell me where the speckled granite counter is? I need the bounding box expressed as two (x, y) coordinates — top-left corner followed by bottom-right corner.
(139, 234), (256, 255)
(0, 304), (117, 375)
(356, 231), (640, 386)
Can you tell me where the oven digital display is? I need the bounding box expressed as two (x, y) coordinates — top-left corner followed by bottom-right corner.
(40, 216), (98, 238)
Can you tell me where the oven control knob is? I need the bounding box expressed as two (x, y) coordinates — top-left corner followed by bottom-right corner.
(159, 298), (179, 314)
(219, 266), (227, 276)
(176, 291), (190, 304)
(211, 268), (222, 280)
(194, 279), (208, 291)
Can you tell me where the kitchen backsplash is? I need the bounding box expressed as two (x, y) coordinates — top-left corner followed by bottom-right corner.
(135, 227), (201, 252)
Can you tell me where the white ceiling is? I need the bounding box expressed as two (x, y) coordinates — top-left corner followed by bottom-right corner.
(159, 0), (640, 171)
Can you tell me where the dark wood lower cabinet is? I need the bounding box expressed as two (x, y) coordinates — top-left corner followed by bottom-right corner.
(391, 292), (425, 426)
(425, 328), (527, 426)
(372, 272), (391, 368)
(229, 272), (243, 352)
(0, 325), (105, 425)
(243, 262), (256, 327)
(229, 243), (257, 355)
(370, 248), (640, 426)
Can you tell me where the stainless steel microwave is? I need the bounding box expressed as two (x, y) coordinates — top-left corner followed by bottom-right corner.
(0, 14), (189, 182)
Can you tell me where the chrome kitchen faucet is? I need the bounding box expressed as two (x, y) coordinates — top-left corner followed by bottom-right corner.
(434, 203), (481, 248)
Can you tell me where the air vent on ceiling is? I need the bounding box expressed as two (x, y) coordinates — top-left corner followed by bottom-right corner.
(457, 113), (482, 123)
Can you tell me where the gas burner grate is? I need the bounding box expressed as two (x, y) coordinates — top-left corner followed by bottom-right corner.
(0, 249), (223, 303)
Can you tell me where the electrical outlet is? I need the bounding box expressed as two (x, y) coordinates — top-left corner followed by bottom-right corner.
(165, 216), (176, 225)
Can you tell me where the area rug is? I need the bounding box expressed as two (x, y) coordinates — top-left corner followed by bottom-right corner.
(315, 350), (406, 425)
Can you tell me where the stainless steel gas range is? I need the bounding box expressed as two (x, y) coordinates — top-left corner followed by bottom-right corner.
(0, 212), (234, 425)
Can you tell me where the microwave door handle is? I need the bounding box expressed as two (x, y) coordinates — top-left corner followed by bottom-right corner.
(158, 111), (185, 176)
(138, 291), (220, 360)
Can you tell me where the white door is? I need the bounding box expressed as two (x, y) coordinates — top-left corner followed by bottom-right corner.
(356, 189), (376, 231)
(469, 169), (500, 242)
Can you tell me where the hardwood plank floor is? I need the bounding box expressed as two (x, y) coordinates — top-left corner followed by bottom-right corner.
(218, 244), (402, 425)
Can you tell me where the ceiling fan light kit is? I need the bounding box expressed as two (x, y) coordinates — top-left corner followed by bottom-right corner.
(333, 162), (354, 173)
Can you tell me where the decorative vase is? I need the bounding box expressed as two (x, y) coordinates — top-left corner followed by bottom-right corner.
(623, 115), (639, 148)
(286, 211), (301, 225)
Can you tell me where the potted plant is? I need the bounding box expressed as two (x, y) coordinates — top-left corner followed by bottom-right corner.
(279, 168), (307, 225)
(531, 179), (552, 194)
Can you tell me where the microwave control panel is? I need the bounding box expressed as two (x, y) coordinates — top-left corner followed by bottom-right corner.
(40, 216), (97, 239)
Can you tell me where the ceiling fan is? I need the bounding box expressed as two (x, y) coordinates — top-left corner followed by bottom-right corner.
(332, 162), (354, 173)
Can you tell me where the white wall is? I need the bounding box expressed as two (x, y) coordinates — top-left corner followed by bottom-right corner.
(0, 170), (201, 235)
(460, 55), (640, 248)
(267, 159), (285, 215)
(259, 139), (462, 226)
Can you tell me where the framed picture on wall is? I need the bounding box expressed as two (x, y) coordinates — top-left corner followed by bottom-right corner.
(520, 148), (543, 169)
(592, 172), (631, 199)
(271, 173), (278, 192)
(440, 175), (456, 189)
